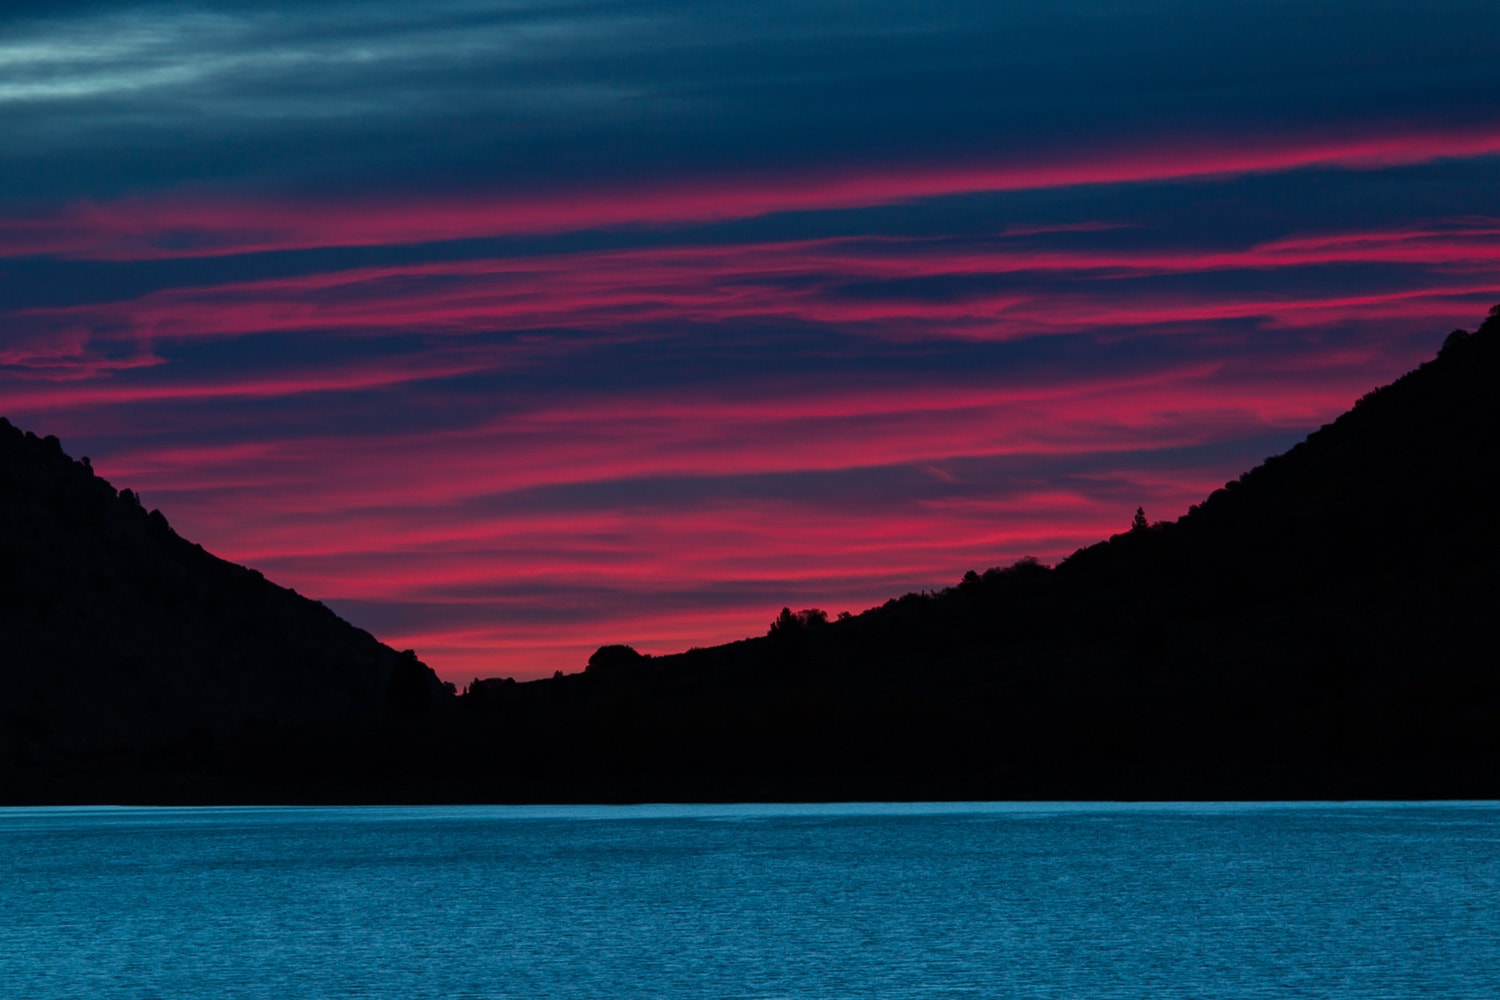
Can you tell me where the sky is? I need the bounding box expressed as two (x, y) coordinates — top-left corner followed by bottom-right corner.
(3, 0), (1499, 683)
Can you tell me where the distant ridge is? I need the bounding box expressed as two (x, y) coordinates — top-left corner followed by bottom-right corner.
(453, 306), (1500, 800)
(4, 306), (1499, 803)
(0, 421), (447, 800)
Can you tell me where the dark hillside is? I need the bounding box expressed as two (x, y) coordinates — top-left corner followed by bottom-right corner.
(0, 423), (448, 798)
(453, 308), (1500, 800)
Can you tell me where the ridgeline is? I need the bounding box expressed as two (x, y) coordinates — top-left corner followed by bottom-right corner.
(4, 308), (1499, 802)
(0, 425), (448, 802)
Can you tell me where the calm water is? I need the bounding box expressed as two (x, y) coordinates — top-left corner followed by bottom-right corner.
(2, 802), (1497, 998)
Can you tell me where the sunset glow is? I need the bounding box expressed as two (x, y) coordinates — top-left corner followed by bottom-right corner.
(3, 0), (1498, 680)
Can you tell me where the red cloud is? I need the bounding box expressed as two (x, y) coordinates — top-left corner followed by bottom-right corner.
(4, 125), (1500, 261)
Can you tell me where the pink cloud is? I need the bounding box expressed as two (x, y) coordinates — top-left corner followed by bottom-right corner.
(52, 335), (1396, 683)
(77, 362), (1348, 523)
(8, 157), (1496, 681)
(11, 220), (1498, 380)
(4, 125), (1500, 261)
(244, 457), (1224, 683)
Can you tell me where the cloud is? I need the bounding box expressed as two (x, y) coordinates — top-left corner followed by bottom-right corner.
(0, 326), (163, 380)
(5, 0), (1499, 680)
(5, 127), (1500, 262)
(9, 219), (1496, 394)
(48, 323), (1391, 685)
(4, 0), (1499, 204)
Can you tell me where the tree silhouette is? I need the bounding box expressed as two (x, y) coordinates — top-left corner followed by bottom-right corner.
(587, 644), (646, 674)
(1132, 506), (1149, 532)
(769, 607), (828, 635)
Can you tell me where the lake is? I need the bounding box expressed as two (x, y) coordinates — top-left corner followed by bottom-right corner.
(1, 802), (1496, 998)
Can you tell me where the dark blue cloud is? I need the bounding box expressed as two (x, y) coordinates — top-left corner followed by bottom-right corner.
(3, 0), (1499, 203)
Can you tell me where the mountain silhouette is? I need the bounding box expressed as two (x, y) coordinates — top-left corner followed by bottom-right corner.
(4, 306), (1499, 802)
(0, 424), (448, 801)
